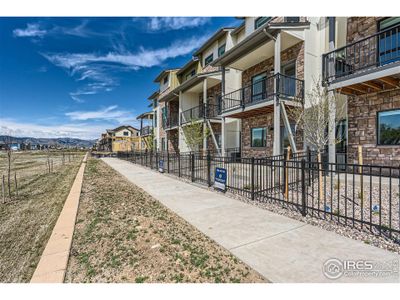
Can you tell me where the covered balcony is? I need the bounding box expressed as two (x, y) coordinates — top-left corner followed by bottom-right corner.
(180, 103), (220, 125)
(164, 112), (179, 129)
(220, 73), (304, 118)
(322, 23), (400, 94)
(140, 125), (153, 136)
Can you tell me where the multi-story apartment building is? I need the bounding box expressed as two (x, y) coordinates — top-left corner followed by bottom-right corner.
(213, 17), (314, 158)
(154, 69), (180, 152)
(139, 17), (400, 166)
(157, 28), (242, 155)
(322, 17), (400, 166)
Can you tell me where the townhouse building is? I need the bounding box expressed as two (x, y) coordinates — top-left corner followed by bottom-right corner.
(213, 17), (316, 158)
(322, 17), (400, 166)
(156, 28), (242, 156)
(137, 17), (399, 167)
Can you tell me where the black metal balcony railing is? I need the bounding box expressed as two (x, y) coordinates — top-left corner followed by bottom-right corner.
(220, 73), (304, 114)
(140, 126), (153, 136)
(180, 103), (220, 124)
(322, 23), (400, 83)
(164, 113), (179, 129)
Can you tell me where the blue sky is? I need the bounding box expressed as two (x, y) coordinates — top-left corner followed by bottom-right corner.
(0, 17), (240, 139)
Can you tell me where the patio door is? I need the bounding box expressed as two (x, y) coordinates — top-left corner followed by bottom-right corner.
(251, 72), (267, 102)
(281, 62), (296, 97)
(378, 17), (400, 66)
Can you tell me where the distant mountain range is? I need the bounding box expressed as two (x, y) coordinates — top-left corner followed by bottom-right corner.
(0, 135), (96, 148)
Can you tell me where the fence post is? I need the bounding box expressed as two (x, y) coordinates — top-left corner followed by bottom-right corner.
(301, 159), (307, 216)
(207, 150), (211, 187)
(307, 147), (311, 186)
(2, 175), (5, 203)
(251, 157), (255, 200)
(191, 153), (195, 182)
(284, 146), (291, 200)
(167, 151), (170, 173)
(178, 152), (181, 177)
(14, 172), (18, 197)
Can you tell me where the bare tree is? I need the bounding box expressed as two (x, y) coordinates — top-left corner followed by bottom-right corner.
(289, 79), (346, 157)
(143, 131), (155, 151)
(288, 79), (346, 198)
(182, 120), (210, 152)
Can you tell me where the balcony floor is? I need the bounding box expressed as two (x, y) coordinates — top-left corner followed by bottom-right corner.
(221, 99), (301, 119)
(330, 63), (400, 96)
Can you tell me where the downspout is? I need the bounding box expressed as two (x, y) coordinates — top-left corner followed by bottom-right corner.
(328, 17), (337, 166)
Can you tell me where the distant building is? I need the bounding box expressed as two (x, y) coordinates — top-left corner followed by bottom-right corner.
(98, 125), (140, 152)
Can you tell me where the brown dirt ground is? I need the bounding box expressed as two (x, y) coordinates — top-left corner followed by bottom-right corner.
(0, 153), (83, 282)
(65, 158), (267, 283)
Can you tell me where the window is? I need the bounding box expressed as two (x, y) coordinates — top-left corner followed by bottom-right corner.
(378, 17), (400, 66)
(336, 119), (347, 153)
(205, 53), (214, 66)
(377, 109), (400, 145)
(163, 74), (169, 84)
(161, 107), (167, 128)
(185, 69), (196, 81)
(218, 44), (226, 57)
(255, 17), (271, 29)
(284, 17), (300, 23)
(153, 99), (158, 108)
(161, 137), (166, 151)
(251, 127), (267, 147)
(123, 131), (129, 136)
(154, 112), (157, 128)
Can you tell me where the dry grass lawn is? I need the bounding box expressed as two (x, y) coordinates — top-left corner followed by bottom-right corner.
(0, 151), (83, 282)
(65, 158), (266, 283)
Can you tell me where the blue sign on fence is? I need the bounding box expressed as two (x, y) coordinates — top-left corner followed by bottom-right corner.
(214, 167), (227, 191)
(159, 159), (164, 173)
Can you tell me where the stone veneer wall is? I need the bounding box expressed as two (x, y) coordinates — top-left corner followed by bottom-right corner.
(347, 89), (400, 167)
(207, 122), (222, 152)
(167, 129), (179, 153)
(346, 17), (381, 43)
(199, 83), (222, 107)
(168, 99), (179, 121)
(242, 113), (274, 158)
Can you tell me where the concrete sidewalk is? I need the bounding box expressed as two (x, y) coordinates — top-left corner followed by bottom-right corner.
(30, 154), (88, 283)
(103, 158), (400, 283)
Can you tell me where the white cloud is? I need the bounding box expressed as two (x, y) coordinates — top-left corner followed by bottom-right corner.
(13, 23), (47, 38)
(148, 17), (210, 31)
(41, 34), (208, 102)
(0, 119), (104, 140)
(65, 105), (134, 123)
(42, 35), (207, 69)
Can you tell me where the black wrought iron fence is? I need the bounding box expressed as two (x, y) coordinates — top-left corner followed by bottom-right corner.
(116, 150), (400, 243)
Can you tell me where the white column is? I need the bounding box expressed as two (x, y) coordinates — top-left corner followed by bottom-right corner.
(178, 91), (183, 151)
(328, 17), (336, 165)
(203, 78), (208, 152)
(273, 32), (281, 156)
(221, 117), (226, 156)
